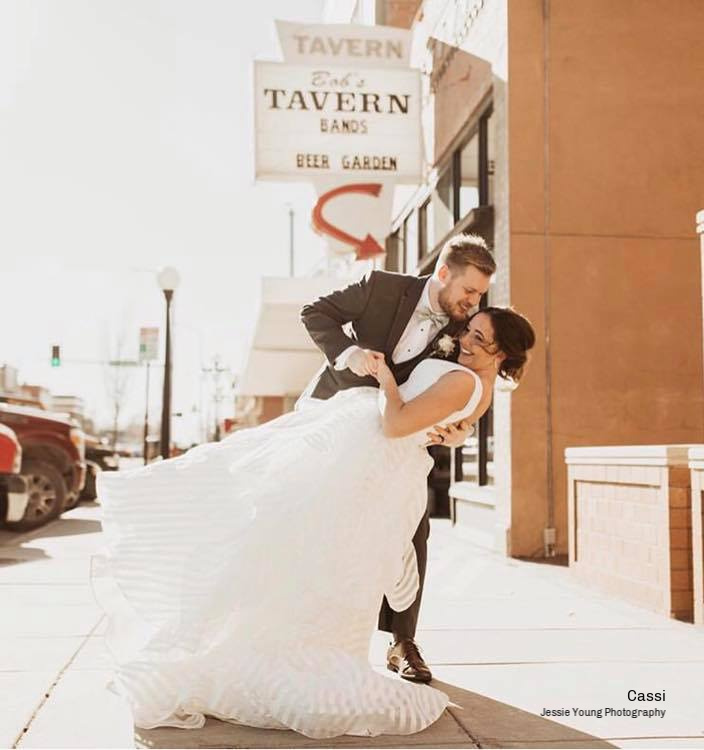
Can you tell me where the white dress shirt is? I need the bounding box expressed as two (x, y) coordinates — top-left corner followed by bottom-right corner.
(334, 278), (448, 370)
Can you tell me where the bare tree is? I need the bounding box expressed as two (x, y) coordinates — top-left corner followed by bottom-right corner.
(102, 327), (134, 450)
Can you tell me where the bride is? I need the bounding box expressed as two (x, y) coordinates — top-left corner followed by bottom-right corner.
(92, 306), (535, 739)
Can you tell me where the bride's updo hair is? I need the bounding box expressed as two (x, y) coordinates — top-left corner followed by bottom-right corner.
(469, 307), (536, 382)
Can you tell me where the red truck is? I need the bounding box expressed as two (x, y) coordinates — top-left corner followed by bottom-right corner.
(0, 403), (86, 531)
(0, 424), (29, 528)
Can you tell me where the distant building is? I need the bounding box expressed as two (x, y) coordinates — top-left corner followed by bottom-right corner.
(51, 395), (85, 423)
(19, 384), (52, 410)
(0, 365), (19, 393)
(236, 276), (358, 426)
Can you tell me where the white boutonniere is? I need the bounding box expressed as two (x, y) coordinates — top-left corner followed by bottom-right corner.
(433, 334), (456, 358)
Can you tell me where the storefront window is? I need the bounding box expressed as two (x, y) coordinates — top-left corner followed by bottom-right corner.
(479, 407), (494, 486)
(459, 130), (479, 218)
(454, 291), (494, 488)
(392, 104), (493, 273)
(456, 407), (494, 487)
(387, 103), (497, 504)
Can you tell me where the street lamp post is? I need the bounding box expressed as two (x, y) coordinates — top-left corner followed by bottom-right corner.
(289, 205), (294, 277)
(157, 266), (180, 459)
(202, 356), (229, 441)
(142, 361), (150, 465)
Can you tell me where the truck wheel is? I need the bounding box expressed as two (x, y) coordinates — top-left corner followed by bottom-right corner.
(78, 464), (98, 503)
(5, 460), (66, 532)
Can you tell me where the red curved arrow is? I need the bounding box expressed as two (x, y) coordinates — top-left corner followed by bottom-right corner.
(311, 183), (385, 260)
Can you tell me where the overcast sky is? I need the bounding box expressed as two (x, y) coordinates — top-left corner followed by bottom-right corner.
(0, 0), (328, 441)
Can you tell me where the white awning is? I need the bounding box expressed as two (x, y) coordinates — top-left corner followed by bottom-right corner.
(239, 276), (355, 397)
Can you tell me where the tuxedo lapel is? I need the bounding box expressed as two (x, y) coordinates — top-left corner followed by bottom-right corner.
(418, 317), (465, 360)
(385, 275), (429, 356)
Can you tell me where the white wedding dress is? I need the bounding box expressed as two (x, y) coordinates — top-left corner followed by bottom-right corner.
(92, 359), (482, 739)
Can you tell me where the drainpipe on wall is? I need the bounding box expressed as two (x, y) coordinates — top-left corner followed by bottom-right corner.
(698, 211), (704, 415)
(542, 0), (556, 558)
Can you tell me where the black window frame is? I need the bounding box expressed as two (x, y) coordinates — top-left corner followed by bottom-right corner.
(454, 287), (495, 489)
(400, 217), (408, 273)
(454, 103), (493, 221)
(452, 103), (495, 488)
(418, 197), (431, 260)
(385, 102), (496, 490)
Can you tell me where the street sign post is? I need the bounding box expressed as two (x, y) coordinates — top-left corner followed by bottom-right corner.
(138, 327), (160, 464)
(138, 327), (159, 363)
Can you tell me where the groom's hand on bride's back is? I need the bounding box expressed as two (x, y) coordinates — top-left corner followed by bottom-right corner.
(426, 419), (474, 448)
(348, 348), (385, 377)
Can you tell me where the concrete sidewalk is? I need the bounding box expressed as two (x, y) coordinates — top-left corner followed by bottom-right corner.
(2, 503), (704, 749)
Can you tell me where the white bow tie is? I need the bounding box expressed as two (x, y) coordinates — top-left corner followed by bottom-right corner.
(416, 307), (449, 328)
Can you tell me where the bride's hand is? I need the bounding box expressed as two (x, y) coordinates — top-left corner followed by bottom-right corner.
(373, 358), (396, 390)
(426, 419), (474, 447)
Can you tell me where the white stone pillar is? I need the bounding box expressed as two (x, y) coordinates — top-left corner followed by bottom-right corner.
(694, 210), (704, 625)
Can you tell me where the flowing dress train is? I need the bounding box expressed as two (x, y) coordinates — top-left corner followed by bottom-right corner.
(92, 359), (482, 738)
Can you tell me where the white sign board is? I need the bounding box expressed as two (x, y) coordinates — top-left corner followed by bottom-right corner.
(254, 62), (422, 182)
(275, 21), (412, 69)
(138, 327), (159, 363)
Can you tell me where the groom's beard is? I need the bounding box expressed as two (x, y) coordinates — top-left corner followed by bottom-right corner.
(437, 288), (473, 322)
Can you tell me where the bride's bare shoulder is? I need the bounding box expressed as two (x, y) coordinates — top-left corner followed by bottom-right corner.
(435, 368), (478, 405)
(432, 362), (478, 382)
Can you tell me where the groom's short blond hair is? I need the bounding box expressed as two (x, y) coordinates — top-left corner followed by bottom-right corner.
(437, 234), (496, 277)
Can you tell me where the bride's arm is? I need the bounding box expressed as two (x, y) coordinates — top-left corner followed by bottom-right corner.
(375, 362), (476, 438)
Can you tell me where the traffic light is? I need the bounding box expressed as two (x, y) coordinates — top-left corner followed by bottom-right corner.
(51, 345), (61, 367)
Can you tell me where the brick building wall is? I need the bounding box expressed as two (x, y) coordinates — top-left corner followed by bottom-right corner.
(508, 0), (704, 558)
(378, 0), (422, 28)
(567, 447), (694, 621)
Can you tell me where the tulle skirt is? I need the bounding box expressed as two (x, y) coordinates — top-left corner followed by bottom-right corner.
(91, 388), (449, 738)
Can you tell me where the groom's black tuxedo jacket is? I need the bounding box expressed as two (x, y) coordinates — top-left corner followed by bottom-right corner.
(300, 270), (463, 400)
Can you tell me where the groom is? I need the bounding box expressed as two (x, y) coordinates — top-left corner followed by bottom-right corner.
(300, 233), (496, 683)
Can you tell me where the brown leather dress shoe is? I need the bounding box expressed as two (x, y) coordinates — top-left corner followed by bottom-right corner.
(386, 638), (432, 683)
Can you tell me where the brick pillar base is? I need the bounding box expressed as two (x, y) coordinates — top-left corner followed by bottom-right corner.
(566, 445), (697, 621)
